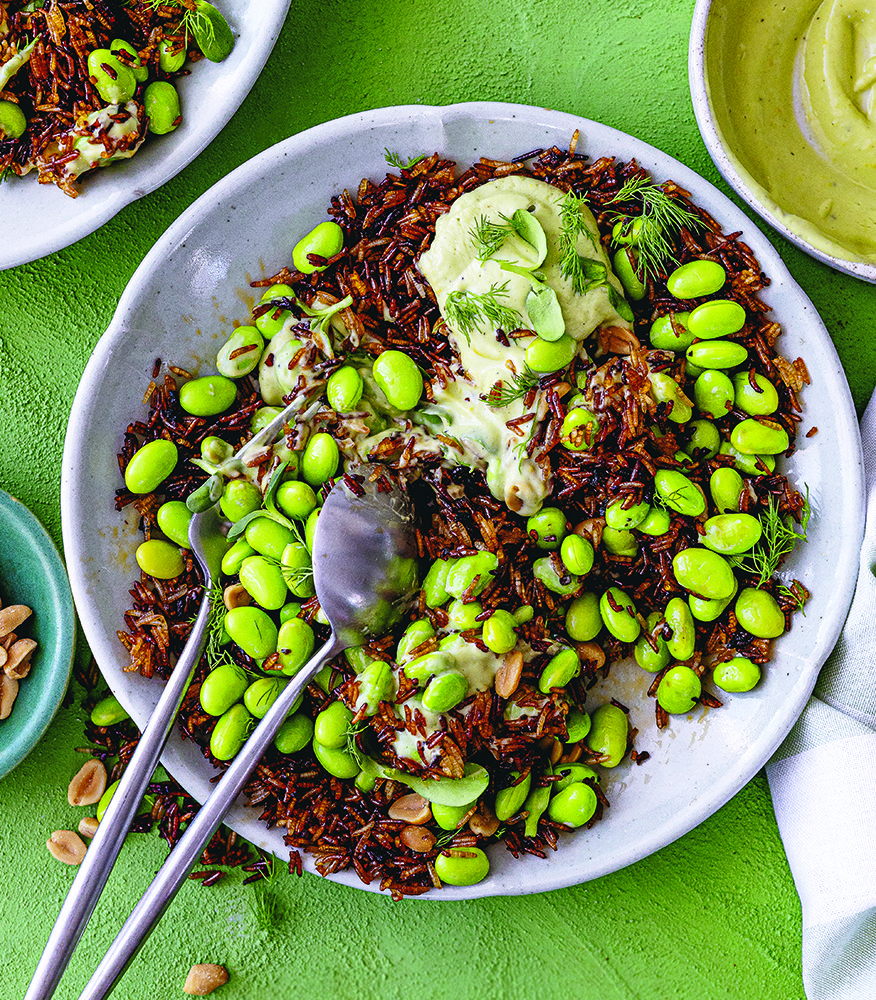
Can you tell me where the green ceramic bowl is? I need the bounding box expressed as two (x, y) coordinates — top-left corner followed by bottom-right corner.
(0, 489), (75, 779)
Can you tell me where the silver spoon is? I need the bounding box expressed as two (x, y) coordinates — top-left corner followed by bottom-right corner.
(76, 469), (417, 999)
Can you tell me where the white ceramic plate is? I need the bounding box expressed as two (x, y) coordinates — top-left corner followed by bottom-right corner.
(0, 0), (290, 271)
(61, 102), (864, 898)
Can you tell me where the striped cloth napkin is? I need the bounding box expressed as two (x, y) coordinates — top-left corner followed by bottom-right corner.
(767, 391), (876, 1000)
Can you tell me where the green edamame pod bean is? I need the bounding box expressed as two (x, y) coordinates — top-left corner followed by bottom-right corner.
(422, 558), (454, 608)
(87, 49), (136, 103)
(314, 700), (353, 748)
(281, 541), (315, 599)
(657, 665), (702, 714)
(301, 432), (339, 487)
(125, 439), (178, 494)
(224, 606), (278, 659)
(686, 340), (748, 370)
(373, 350), (424, 410)
(435, 847), (489, 886)
(701, 513), (763, 554)
(276, 617), (315, 675)
(730, 418), (789, 455)
(613, 248), (646, 300)
(422, 670), (469, 712)
(273, 713), (314, 754)
(255, 285), (293, 336)
(157, 500), (193, 548)
(96, 780), (154, 823)
(397, 618), (436, 663)
(636, 505), (671, 536)
(653, 469), (706, 516)
(144, 81), (181, 135)
(244, 676), (289, 719)
(178, 374), (236, 417)
(216, 325), (263, 378)
(525, 333), (577, 373)
(239, 555), (288, 610)
(221, 537), (256, 576)
(345, 646), (373, 671)
(667, 259), (726, 299)
(158, 37), (186, 73)
(276, 481), (318, 521)
(560, 407), (600, 450)
(565, 592), (602, 642)
(599, 587), (641, 643)
(586, 703), (629, 767)
(712, 656), (761, 692)
(688, 578), (737, 622)
(513, 604), (534, 624)
(735, 587), (786, 638)
(279, 602), (302, 623)
(634, 612), (672, 672)
(664, 597), (695, 659)
(356, 660), (394, 714)
(313, 740), (360, 779)
(602, 527), (638, 557)
(650, 372), (692, 423)
(718, 441), (776, 476)
(526, 507), (567, 549)
(565, 709), (591, 743)
(111, 39), (147, 79)
(672, 547), (736, 599)
(432, 801), (476, 831)
(136, 539), (184, 579)
(649, 312), (693, 351)
(445, 552), (499, 598)
(693, 369), (734, 419)
(200, 663), (249, 716)
(523, 784), (551, 837)
(533, 556), (581, 597)
(250, 406), (283, 432)
(553, 762), (600, 792)
(246, 517), (295, 560)
(538, 647), (580, 693)
(560, 534), (595, 575)
(90, 694), (129, 727)
(547, 782), (598, 827)
(482, 610), (517, 654)
(687, 418), (721, 459)
(326, 365), (364, 411)
(605, 497), (650, 530)
(447, 600), (483, 631)
(210, 703), (252, 761)
(732, 371), (780, 416)
(495, 771), (532, 821)
(0, 100), (27, 140)
(687, 299), (746, 338)
(710, 467), (745, 512)
(220, 480), (262, 523)
(293, 220), (344, 273)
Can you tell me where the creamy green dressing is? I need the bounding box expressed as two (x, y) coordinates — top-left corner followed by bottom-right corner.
(66, 103), (144, 180)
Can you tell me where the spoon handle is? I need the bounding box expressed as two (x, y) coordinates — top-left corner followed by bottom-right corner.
(24, 591), (215, 1000)
(78, 634), (344, 1000)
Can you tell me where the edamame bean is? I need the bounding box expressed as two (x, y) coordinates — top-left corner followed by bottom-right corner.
(144, 81), (181, 135)
(686, 340), (748, 370)
(90, 694), (129, 727)
(255, 285), (293, 336)
(87, 48), (136, 103)
(447, 600), (483, 631)
(654, 469), (706, 516)
(525, 333), (577, 373)
(210, 704), (252, 761)
(560, 534), (595, 575)
(719, 441), (776, 476)
(693, 369), (734, 419)
(599, 587), (641, 643)
(730, 418), (789, 455)
(422, 557), (453, 607)
(650, 372), (692, 422)
(244, 676), (289, 719)
(482, 610), (517, 654)
(435, 847), (489, 886)
(667, 259), (726, 299)
(634, 613), (672, 672)
(560, 406), (600, 450)
(710, 467), (745, 512)
(701, 513), (762, 554)
(687, 299), (746, 338)
(406, 650), (456, 684)
(732, 371), (780, 416)
(157, 500), (193, 548)
(526, 507), (567, 549)
(547, 782), (598, 828)
(246, 517), (295, 560)
(372, 350), (424, 410)
(293, 220), (344, 273)
(221, 537), (256, 576)
(108, 42), (145, 82)
(513, 604), (534, 624)
(605, 497), (650, 530)
(250, 406), (283, 432)
(279, 602), (303, 623)
(423, 670), (469, 712)
(664, 597), (695, 659)
(224, 606), (278, 659)
(565, 709), (591, 743)
(687, 418), (720, 459)
(276, 617), (315, 674)
(445, 552), (499, 598)
(301, 432), (339, 486)
(314, 700), (353, 748)
(397, 618), (436, 663)
(533, 556), (581, 597)
(586, 703), (629, 767)
(649, 312), (694, 351)
(735, 587), (785, 638)
(96, 780), (153, 823)
(688, 579), (736, 621)
(326, 365), (364, 411)
(125, 439), (178, 494)
(538, 647), (580, 693)
(276, 480), (318, 520)
(712, 656), (761, 693)
(216, 325), (263, 378)
(613, 248), (646, 300)
(657, 665), (702, 714)
(178, 374), (236, 416)
(636, 505), (671, 536)
(313, 739), (360, 779)
(158, 37), (186, 73)
(0, 99), (27, 140)
(356, 660), (394, 714)
(553, 762), (599, 792)
(345, 646), (374, 671)
(136, 539), (183, 579)
(432, 801), (476, 831)
(273, 713), (313, 754)
(239, 555), (288, 610)
(305, 508), (320, 551)
(565, 592), (602, 642)
(200, 663), (249, 716)
(601, 527), (638, 557)
(219, 480), (261, 523)
(672, 547), (736, 599)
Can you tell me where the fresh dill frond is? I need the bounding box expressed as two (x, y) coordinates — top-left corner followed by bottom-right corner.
(201, 579), (235, 670)
(470, 213), (517, 261)
(486, 364), (540, 408)
(731, 489), (811, 586)
(146, 0), (215, 49)
(443, 282), (520, 344)
(557, 192), (599, 294)
(607, 175), (701, 282)
(777, 580), (809, 615)
(384, 148), (426, 171)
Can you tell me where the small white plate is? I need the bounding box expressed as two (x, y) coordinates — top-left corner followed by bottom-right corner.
(61, 102), (864, 898)
(0, 0), (290, 271)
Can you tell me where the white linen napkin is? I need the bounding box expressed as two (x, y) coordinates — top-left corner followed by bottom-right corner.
(767, 391), (876, 1000)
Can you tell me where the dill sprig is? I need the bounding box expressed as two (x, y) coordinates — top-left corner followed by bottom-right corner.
(486, 365), (540, 408)
(384, 148), (425, 172)
(201, 579), (235, 670)
(469, 213), (517, 261)
(607, 176), (701, 282)
(732, 490), (811, 587)
(443, 282), (520, 344)
(145, 0), (214, 49)
(557, 191), (598, 294)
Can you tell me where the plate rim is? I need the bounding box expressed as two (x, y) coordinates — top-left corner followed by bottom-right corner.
(61, 100), (865, 898)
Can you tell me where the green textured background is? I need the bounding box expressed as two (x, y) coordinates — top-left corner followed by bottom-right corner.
(2, 1), (874, 998)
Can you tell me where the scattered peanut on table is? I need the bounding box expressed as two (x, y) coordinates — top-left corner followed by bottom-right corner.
(0, 593), (37, 720)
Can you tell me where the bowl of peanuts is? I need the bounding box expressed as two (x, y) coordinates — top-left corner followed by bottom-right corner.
(0, 489), (76, 779)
